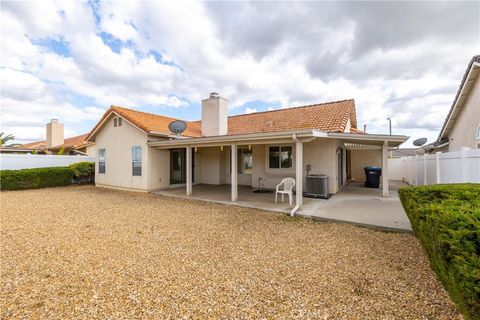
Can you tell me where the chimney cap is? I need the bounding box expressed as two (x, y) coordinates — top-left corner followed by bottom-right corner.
(209, 92), (220, 99)
(51, 119), (59, 123)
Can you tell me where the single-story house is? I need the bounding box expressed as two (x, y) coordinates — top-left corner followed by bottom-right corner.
(20, 119), (95, 155)
(85, 94), (408, 213)
(431, 55), (480, 152)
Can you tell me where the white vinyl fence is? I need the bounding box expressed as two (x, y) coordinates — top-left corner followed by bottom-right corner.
(389, 148), (480, 185)
(0, 154), (95, 170)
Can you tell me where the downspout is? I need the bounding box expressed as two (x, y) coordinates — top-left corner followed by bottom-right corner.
(290, 134), (300, 217)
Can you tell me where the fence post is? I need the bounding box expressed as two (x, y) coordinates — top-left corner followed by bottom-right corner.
(462, 148), (468, 183)
(414, 155), (418, 186)
(436, 152), (441, 184)
(423, 154), (427, 185)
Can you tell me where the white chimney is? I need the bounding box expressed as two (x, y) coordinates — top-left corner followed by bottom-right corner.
(46, 119), (64, 148)
(201, 92), (228, 136)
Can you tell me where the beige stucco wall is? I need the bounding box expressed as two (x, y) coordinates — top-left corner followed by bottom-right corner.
(195, 147), (223, 185)
(94, 115), (150, 191)
(85, 144), (96, 156)
(447, 76), (480, 151)
(148, 148), (170, 190)
(350, 149), (382, 182)
(250, 139), (339, 194)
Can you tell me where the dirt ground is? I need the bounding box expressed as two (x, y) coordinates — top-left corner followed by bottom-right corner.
(0, 185), (460, 319)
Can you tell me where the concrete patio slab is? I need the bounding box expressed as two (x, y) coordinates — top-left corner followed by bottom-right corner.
(306, 182), (412, 232)
(153, 184), (328, 215)
(153, 181), (412, 232)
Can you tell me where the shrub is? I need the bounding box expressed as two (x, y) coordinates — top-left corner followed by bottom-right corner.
(69, 162), (95, 183)
(0, 167), (74, 190)
(399, 184), (480, 320)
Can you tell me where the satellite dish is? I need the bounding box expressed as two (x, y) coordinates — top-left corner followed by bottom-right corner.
(168, 120), (187, 138)
(413, 137), (428, 147)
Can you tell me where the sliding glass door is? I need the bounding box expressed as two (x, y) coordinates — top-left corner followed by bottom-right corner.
(170, 148), (194, 185)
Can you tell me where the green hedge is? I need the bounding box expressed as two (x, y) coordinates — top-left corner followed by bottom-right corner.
(0, 167), (74, 190)
(399, 184), (480, 320)
(69, 162), (94, 183)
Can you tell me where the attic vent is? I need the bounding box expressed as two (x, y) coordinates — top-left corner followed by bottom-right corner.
(266, 120), (275, 127)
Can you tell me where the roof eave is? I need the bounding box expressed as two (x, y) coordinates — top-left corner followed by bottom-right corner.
(438, 57), (480, 141)
(148, 129), (327, 148)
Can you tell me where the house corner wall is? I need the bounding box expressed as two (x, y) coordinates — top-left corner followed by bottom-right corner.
(94, 115), (150, 191)
(447, 76), (480, 151)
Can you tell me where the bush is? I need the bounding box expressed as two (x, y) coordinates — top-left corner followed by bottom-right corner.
(69, 162), (94, 183)
(0, 167), (74, 190)
(399, 184), (480, 320)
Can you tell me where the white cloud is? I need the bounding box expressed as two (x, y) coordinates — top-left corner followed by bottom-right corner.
(245, 107), (257, 114)
(0, 1), (478, 146)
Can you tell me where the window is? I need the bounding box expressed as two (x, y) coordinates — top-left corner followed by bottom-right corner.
(132, 146), (142, 176)
(114, 118), (122, 127)
(230, 147), (253, 174)
(269, 146), (292, 169)
(98, 148), (106, 174)
(114, 118), (117, 127)
(118, 118), (122, 126)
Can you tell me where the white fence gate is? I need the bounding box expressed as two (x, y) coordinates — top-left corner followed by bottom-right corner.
(389, 149), (480, 185)
(0, 154), (95, 170)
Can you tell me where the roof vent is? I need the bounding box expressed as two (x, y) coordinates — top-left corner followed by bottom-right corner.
(209, 92), (220, 99)
(266, 120), (275, 127)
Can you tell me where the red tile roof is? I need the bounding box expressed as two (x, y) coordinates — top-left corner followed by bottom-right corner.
(21, 133), (91, 151)
(87, 99), (357, 140)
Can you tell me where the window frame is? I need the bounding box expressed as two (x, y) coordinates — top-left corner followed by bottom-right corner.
(118, 117), (122, 126)
(132, 145), (142, 176)
(98, 148), (106, 174)
(114, 118), (117, 127)
(266, 144), (294, 173)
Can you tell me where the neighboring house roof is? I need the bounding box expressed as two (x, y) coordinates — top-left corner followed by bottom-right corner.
(438, 55), (480, 141)
(390, 148), (424, 157)
(87, 99), (357, 141)
(21, 133), (91, 151)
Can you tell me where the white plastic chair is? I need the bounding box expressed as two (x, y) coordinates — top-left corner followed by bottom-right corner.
(275, 178), (296, 206)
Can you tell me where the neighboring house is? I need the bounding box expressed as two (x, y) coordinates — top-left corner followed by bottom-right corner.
(19, 119), (96, 156)
(434, 55), (480, 152)
(85, 94), (408, 206)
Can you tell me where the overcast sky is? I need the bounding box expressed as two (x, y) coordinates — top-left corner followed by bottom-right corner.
(1, 1), (479, 146)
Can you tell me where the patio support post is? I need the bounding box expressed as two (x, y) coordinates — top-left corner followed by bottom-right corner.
(382, 141), (389, 197)
(295, 140), (303, 210)
(186, 146), (192, 196)
(231, 143), (238, 201)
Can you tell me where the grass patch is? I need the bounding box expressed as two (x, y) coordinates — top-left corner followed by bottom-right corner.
(399, 184), (480, 320)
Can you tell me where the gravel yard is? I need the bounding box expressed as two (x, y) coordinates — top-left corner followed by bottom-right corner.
(1, 185), (460, 319)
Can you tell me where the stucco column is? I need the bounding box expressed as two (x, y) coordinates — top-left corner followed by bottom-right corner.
(186, 146), (192, 196)
(295, 140), (303, 209)
(231, 143), (238, 201)
(382, 141), (389, 197)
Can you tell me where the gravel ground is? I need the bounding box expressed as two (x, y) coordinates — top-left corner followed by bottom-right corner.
(1, 185), (460, 319)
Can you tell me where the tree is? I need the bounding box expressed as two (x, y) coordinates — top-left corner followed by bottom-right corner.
(0, 132), (15, 146)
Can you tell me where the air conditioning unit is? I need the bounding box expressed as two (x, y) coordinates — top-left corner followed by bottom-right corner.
(304, 174), (330, 199)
